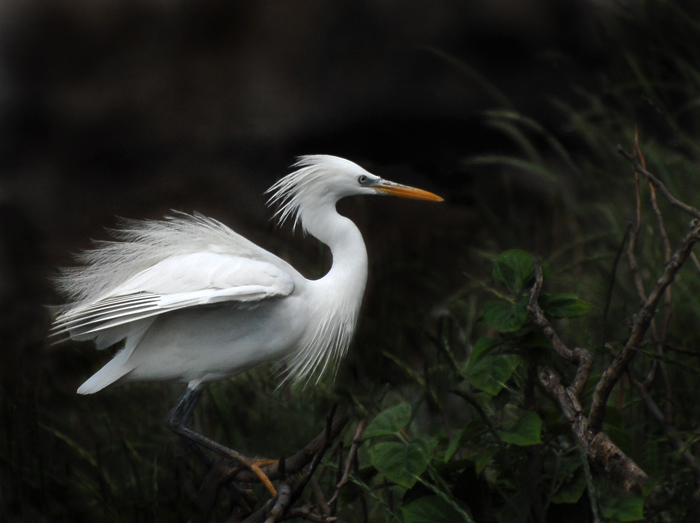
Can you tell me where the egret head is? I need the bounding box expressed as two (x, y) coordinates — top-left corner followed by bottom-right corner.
(266, 155), (442, 231)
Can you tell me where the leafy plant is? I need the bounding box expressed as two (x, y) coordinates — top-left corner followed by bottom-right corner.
(351, 250), (616, 522)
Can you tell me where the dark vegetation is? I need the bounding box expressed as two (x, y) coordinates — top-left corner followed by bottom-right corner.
(3, 1), (700, 521)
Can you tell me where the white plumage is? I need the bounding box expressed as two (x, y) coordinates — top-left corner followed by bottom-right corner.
(51, 155), (443, 395)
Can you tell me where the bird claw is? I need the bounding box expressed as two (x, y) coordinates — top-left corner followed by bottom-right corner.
(245, 458), (278, 497)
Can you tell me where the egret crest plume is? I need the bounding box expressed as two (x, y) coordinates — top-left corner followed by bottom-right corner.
(266, 155), (374, 232)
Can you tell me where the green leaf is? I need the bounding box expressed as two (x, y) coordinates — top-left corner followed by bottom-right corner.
(551, 471), (587, 504)
(363, 403), (411, 440)
(493, 250), (547, 293)
(464, 338), (518, 396)
(600, 492), (645, 522)
(498, 411), (542, 446)
(445, 419), (491, 463)
(370, 437), (436, 488)
(539, 293), (592, 318)
(467, 355), (518, 396)
(474, 447), (499, 474)
(444, 428), (464, 463)
(401, 495), (468, 523)
(467, 337), (502, 363)
(482, 298), (529, 333)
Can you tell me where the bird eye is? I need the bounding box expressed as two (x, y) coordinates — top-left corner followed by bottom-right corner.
(358, 175), (368, 185)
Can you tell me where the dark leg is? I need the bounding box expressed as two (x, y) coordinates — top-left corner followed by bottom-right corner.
(167, 384), (251, 461)
(169, 386), (256, 515)
(167, 384), (278, 497)
(168, 385), (212, 467)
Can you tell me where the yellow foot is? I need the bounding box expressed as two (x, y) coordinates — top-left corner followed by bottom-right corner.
(247, 458), (278, 497)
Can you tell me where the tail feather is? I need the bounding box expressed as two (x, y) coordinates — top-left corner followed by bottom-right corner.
(77, 351), (135, 394)
(76, 320), (151, 394)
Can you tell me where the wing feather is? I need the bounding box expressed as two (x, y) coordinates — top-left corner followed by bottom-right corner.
(52, 252), (295, 342)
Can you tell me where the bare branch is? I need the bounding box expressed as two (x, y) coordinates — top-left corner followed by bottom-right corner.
(310, 476), (331, 517)
(192, 458), (255, 523)
(539, 367), (648, 492)
(617, 146), (700, 220)
(633, 141), (675, 423)
(240, 407), (348, 523)
(590, 221), (700, 431)
(527, 257), (593, 397)
(691, 252), (700, 272)
(627, 368), (700, 487)
(526, 256), (645, 490)
(626, 142), (647, 304)
(627, 222), (647, 305)
(285, 507), (338, 522)
(263, 481), (292, 523)
(329, 418), (367, 513)
(292, 405), (341, 499)
(227, 409), (348, 484)
(527, 258), (578, 364)
(644, 169), (673, 265)
(664, 343), (700, 357)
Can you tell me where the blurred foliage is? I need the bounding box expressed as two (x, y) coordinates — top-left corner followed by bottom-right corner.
(5, 0), (700, 521)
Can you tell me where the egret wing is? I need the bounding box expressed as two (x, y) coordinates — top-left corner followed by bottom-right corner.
(52, 252), (296, 339)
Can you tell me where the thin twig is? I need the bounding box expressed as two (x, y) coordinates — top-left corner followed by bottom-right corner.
(626, 221), (647, 305)
(527, 259), (578, 364)
(627, 368), (700, 488)
(627, 139), (647, 305)
(664, 343), (700, 357)
(450, 389), (504, 443)
(691, 252), (700, 272)
(642, 359), (658, 389)
(634, 141), (675, 424)
(590, 221), (700, 431)
(617, 146), (700, 220)
(329, 418), (367, 512)
(293, 405), (340, 497)
(310, 476), (331, 517)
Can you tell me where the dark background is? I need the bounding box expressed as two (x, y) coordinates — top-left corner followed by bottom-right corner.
(9, 1), (700, 521)
(0, 0), (602, 389)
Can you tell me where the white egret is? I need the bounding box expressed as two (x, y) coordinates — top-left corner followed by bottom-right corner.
(51, 155), (442, 493)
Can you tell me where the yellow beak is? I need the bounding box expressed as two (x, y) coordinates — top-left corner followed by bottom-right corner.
(374, 180), (444, 202)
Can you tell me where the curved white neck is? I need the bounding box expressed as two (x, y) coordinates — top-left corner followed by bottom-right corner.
(303, 204), (368, 285)
(285, 201), (369, 385)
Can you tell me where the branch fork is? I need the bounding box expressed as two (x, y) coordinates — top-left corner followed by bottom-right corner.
(524, 145), (700, 493)
(528, 257), (648, 492)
